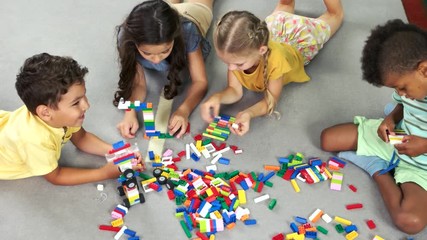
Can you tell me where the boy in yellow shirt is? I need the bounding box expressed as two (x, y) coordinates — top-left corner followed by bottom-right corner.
(0, 53), (144, 185)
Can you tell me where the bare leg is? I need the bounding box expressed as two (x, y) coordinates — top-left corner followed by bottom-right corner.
(273, 0), (295, 14)
(320, 123), (358, 152)
(373, 174), (427, 234)
(187, 0), (214, 10)
(317, 0), (344, 36)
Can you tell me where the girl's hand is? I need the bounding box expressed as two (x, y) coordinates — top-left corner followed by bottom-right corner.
(133, 151), (146, 171)
(169, 109), (189, 139)
(230, 112), (251, 136)
(377, 117), (396, 142)
(395, 135), (427, 157)
(117, 111), (139, 139)
(201, 94), (221, 123)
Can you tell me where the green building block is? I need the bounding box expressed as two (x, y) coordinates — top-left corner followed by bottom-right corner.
(180, 220), (192, 238)
(317, 225), (328, 235)
(335, 224), (344, 233)
(268, 199), (277, 210)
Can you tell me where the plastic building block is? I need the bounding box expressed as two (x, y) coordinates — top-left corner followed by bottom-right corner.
(334, 216), (352, 225)
(210, 153), (222, 164)
(322, 213), (332, 223)
(185, 144), (191, 160)
(295, 216), (307, 224)
(344, 224), (358, 233)
(335, 224), (344, 233)
(264, 165), (281, 171)
(180, 220), (192, 238)
(328, 156), (347, 168)
(348, 184), (357, 192)
(346, 203), (363, 210)
(244, 219), (257, 225)
(97, 184), (104, 191)
(114, 226), (128, 240)
(237, 190), (246, 204)
(305, 231), (317, 239)
(111, 218), (124, 227)
(124, 228), (137, 237)
(330, 172), (343, 191)
(389, 134), (405, 145)
(366, 219), (376, 229)
(99, 225), (121, 232)
(345, 230), (358, 240)
(290, 222), (299, 232)
(290, 179), (300, 193)
(272, 233), (285, 240)
(128, 237), (140, 240)
(254, 194), (270, 203)
(268, 199), (277, 210)
(316, 226), (328, 235)
(191, 152), (201, 161)
(373, 235), (384, 240)
(309, 209), (323, 223)
(218, 157), (230, 165)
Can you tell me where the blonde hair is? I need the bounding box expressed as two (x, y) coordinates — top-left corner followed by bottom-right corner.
(215, 11), (277, 115)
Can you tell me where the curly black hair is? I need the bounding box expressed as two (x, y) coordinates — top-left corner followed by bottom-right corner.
(16, 53), (88, 115)
(361, 19), (427, 86)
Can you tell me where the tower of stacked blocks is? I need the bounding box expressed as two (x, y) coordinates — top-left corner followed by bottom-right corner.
(118, 98), (173, 138)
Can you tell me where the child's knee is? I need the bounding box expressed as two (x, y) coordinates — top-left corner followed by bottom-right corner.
(320, 128), (333, 151)
(393, 211), (426, 235)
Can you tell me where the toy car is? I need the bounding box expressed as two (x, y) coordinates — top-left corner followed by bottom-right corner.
(106, 140), (145, 208)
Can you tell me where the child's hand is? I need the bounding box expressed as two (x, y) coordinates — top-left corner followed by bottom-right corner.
(133, 151), (146, 171)
(394, 135), (427, 157)
(169, 109), (189, 139)
(102, 162), (122, 179)
(230, 112), (251, 136)
(201, 94), (221, 123)
(117, 111), (139, 139)
(377, 117), (396, 142)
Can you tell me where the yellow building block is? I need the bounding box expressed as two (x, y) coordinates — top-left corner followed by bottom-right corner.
(345, 230), (358, 240)
(334, 216), (352, 225)
(111, 218), (124, 227)
(291, 179), (300, 193)
(238, 190), (247, 204)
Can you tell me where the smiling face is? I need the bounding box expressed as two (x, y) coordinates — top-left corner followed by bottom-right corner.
(45, 83), (90, 128)
(383, 61), (427, 100)
(136, 41), (174, 64)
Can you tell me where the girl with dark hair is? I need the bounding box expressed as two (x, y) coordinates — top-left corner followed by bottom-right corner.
(114, 0), (213, 138)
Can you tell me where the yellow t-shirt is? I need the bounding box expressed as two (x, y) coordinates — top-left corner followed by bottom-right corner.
(0, 106), (80, 179)
(232, 40), (309, 91)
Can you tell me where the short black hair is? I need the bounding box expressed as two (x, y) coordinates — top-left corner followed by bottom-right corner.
(361, 19), (427, 86)
(16, 53), (88, 115)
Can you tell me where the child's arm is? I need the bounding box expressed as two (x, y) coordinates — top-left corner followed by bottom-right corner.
(43, 162), (121, 186)
(43, 128), (144, 185)
(70, 127), (111, 156)
(117, 64), (147, 139)
(44, 127), (119, 185)
(231, 77), (283, 136)
(377, 103), (403, 142)
(201, 70), (244, 122)
(169, 47), (208, 138)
